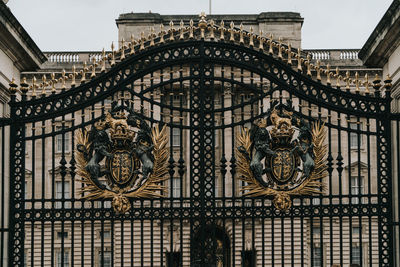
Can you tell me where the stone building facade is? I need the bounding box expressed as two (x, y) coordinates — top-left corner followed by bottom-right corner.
(1, 1), (399, 267)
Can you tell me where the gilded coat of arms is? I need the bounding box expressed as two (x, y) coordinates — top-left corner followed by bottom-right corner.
(237, 101), (327, 210)
(76, 102), (169, 213)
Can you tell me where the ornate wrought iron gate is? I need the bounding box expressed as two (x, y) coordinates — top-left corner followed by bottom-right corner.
(1, 16), (399, 267)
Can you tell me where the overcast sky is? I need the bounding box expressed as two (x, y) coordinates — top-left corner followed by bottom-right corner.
(6, 0), (393, 51)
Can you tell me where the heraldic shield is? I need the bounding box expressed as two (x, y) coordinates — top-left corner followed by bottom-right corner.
(236, 100), (327, 211)
(76, 101), (169, 213)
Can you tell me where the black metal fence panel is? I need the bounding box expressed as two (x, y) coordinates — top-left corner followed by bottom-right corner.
(3, 39), (396, 267)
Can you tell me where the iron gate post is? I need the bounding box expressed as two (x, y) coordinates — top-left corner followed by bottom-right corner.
(8, 95), (25, 267)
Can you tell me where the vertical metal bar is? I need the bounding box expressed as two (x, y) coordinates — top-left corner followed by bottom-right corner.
(367, 117), (372, 267)
(8, 97), (25, 267)
(230, 65), (236, 267)
(30, 123), (35, 267)
(51, 117), (55, 267)
(0, 124), (5, 267)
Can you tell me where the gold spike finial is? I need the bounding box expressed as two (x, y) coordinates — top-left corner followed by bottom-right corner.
(91, 56), (97, 78)
(179, 20), (184, 40)
(140, 32), (145, 50)
(129, 35), (135, 55)
(80, 61), (88, 83)
(189, 19), (194, 39)
(364, 73), (370, 94)
(100, 49), (106, 72)
(60, 69), (67, 89)
(296, 48), (302, 72)
(268, 34), (274, 54)
(120, 38), (126, 60)
(229, 21), (235, 42)
(326, 64), (331, 85)
(51, 72), (57, 93)
(354, 72), (360, 93)
(9, 77), (18, 95)
(199, 11), (207, 30)
(69, 65), (77, 86)
(277, 37), (283, 59)
(149, 27), (155, 46)
(306, 54), (311, 76)
(31, 76), (37, 97)
(220, 20), (225, 40)
(20, 77), (29, 95)
(335, 67), (341, 88)
(372, 73), (382, 94)
(209, 19), (215, 39)
(316, 60), (321, 81)
(159, 25), (165, 44)
(239, 23), (244, 44)
(345, 71), (350, 91)
(41, 75), (47, 95)
(248, 26), (254, 47)
(287, 43), (292, 65)
(384, 74), (392, 92)
(258, 30), (264, 50)
(169, 21), (175, 41)
(110, 42), (116, 66)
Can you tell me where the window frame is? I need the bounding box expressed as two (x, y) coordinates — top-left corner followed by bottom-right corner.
(55, 125), (71, 153)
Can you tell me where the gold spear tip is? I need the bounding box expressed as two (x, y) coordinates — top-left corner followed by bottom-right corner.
(230, 21), (234, 28)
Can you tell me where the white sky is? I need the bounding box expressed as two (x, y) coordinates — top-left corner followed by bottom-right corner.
(6, 0), (393, 51)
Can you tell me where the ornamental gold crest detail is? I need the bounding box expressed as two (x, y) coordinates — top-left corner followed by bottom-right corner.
(76, 102), (169, 213)
(236, 101), (327, 211)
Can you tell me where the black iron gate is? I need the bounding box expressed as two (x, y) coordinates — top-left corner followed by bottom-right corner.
(1, 17), (398, 267)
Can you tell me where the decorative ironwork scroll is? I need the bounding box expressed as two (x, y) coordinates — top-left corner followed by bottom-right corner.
(236, 101), (327, 210)
(76, 102), (169, 213)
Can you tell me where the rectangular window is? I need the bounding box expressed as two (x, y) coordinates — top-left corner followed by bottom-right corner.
(166, 252), (181, 267)
(172, 128), (181, 147)
(215, 176), (221, 198)
(351, 245), (361, 266)
(242, 250), (256, 267)
(56, 126), (71, 153)
(352, 226), (361, 235)
(56, 181), (70, 208)
(57, 231), (68, 239)
(169, 177), (181, 198)
(56, 250), (70, 267)
(100, 230), (111, 239)
(99, 251), (112, 267)
(311, 244), (322, 267)
(349, 122), (361, 149)
(312, 225), (321, 236)
(351, 176), (364, 204)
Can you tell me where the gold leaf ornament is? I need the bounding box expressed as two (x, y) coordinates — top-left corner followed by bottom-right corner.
(75, 124), (169, 213)
(236, 121), (327, 210)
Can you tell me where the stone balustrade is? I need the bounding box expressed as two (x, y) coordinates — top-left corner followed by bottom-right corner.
(44, 51), (104, 63)
(305, 49), (360, 61)
(44, 49), (360, 64)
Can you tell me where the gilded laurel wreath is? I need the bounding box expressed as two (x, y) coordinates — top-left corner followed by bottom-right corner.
(76, 124), (169, 213)
(236, 118), (327, 211)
